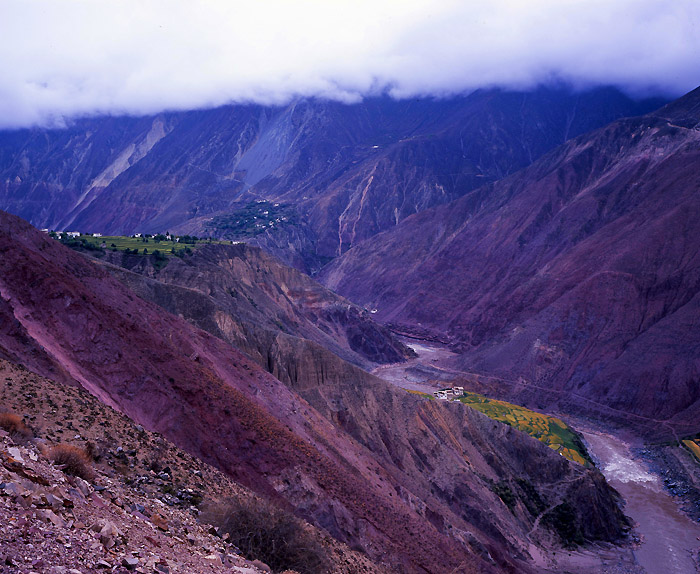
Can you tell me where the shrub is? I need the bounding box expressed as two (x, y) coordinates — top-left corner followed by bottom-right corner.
(491, 481), (516, 510)
(542, 501), (584, 547)
(49, 444), (95, 480)
(204, 496), (329, 574)
(0, 412), (33, 442)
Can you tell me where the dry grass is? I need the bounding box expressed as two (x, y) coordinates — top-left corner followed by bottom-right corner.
(49, 444), (95, 480)
(0, 411), (34, 442)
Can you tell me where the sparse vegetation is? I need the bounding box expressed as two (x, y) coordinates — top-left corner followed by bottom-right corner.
(491, 481), (516, 510)
(204, 496), (330, 574)
(0, 412), (33, 442)
(53, 233), (227, 259)
(49, 444), (95, 480)
(542, 501), (585, 547)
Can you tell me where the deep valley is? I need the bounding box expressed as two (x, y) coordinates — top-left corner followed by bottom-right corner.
(1, 83), (700, 574)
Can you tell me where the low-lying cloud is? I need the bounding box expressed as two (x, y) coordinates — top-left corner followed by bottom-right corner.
(1, 0), (699, 128)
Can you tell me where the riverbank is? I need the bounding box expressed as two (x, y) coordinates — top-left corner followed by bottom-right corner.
(373, 338), (700, 573)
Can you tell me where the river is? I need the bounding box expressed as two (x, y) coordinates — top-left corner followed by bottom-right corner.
(374, 338), (700, 573)
(583, 430), (700, 574)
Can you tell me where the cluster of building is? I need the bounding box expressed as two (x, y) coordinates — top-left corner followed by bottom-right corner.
(43, 229), (84, 238)
(434, 386), (464, 400)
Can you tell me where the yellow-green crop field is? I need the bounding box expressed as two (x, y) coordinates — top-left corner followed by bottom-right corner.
(457, 392), (591, 466)
(682, 439), (700, 462)
(410, 389), (591, 466)
(85, 236), (176, 253)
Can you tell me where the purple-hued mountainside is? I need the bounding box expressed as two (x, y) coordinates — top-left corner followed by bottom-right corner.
(0, 86), (664, 271)
(320, 86), (700, 438)
(0, 211), (630, 573)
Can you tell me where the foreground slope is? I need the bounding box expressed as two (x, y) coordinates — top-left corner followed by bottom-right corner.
(0, 87), (663, 270)
(0, 212), (631, 573)
(321, 86), (700, 437)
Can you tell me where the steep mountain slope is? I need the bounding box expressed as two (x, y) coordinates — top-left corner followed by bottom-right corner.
(90, 245), (631, 561)
(0, 87), (664, 270)
(320, 86), (700, 438)
(98, 243), (411, 373)
(0, 211), (632, 573)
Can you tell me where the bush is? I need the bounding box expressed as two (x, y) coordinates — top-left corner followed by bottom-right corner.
(542, 501), (585, 547)
(0, 412), (33, 442)
(204, 497), (329, 574)
(491, 480), (516, 510)
(49, 444), (95, 480)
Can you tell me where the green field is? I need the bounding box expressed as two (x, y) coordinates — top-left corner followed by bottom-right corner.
(54, 233), (230, 256)
(412, 389), (592, 466)
(457, 392), (591, 466)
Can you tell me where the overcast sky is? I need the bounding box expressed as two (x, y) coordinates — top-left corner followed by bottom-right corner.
(1, 0), (699, 128)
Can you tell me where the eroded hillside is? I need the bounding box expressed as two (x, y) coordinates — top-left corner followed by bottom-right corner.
(320, 86), (700, 439)
(0, 211), (634, 573)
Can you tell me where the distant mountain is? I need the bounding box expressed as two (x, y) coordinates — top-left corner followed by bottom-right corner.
(320, 86), (700, 438)
(0, 86), (665, 271)
(0, 211), (630, 573)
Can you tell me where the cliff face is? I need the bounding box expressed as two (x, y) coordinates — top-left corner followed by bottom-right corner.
(0, 211), (631, 573)
(99, 242), (412, 372)
(320, 86), (700, 437)
(0, 87), (664, 271)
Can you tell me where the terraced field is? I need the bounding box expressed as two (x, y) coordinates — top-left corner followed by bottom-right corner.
(457, 392), (591, 466)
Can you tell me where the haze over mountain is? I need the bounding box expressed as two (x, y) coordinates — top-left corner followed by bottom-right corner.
(2, 1), (698, 129)
(0, 87), (665, 271)
(320, 86), (700, 439)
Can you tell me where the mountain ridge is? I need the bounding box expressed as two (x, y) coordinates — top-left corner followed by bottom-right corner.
(319, 85), (700, 438)
(0, 86), (666, 271)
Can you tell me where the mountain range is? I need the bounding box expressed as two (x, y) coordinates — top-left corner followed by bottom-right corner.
(1, 82), (699, 573)
(320, 87), (700, 438)
(0, 86), (664, 271)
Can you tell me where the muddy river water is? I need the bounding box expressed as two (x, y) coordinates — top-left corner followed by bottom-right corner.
(374, 339), (700, 573)
(583, 430), (700, 574)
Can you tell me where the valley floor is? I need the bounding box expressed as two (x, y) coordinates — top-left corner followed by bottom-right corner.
(372, 339), (700, 574)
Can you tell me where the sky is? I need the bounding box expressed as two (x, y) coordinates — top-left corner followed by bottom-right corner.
(1, 0), (699, 129)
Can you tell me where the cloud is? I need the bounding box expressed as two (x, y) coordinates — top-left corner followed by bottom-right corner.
(1, 0), (699, 128)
